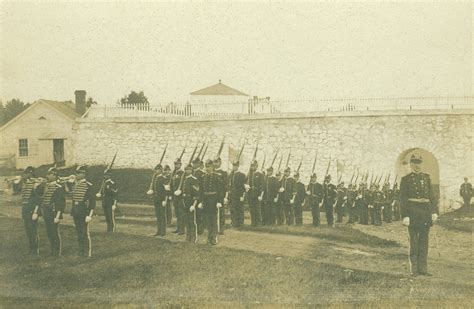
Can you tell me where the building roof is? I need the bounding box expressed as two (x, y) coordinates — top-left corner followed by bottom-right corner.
(40, 100), (81, 120)
(190, 80), (248, 96)
(0, 99), (80, 132)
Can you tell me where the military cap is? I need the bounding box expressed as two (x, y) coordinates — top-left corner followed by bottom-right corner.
(205, 159), (214, 167)
(215, 157), (222, 162)
(192, 157), (201, 164)
(310, 173), (317, 179)
(232, 160), (240, 166)
(284, 167), (291, 172)
(174, 158), (182, 164)
(184, 164), (193, 170)
(325, 174), (331, 181)
(251, 160), (258, 166)
(266, 166), (274, 171)
(164, 165), (171, 171)
(294, 172), (300, 178)
(47, 167), (58, 175)
(76, 165), (87, 173)
(154, 164), (163, 170)
(104, 168), (112, 175)
(410, 153), (422, 164)
(24, 166), (34, 173)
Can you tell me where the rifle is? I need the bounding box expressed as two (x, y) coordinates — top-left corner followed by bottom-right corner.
(311, 151), (318, 174)
(236, 142), (245, 163)
(277, 156), (283, 172)
(349, 170), (355, 185)
(324, 157), (332, 179)
(338, 173), (343, 184)
(392, 174), (398, 190)
(216, 137), (225, 158)
(296, 157), (303, 173)
(196, 141), (205, 161)
(147, 144), (168, 193)
(245, 143), (259, 185)
(270, 150), (279, 168)
(384, 172), (391, 185)
(97, 150), (118, 197)
(177, 142), (199, 191)
(260, 154), (266, 172)
(179, 143), (187, 160)
(285, 150), (291, 168)
(201, 143), (209, 161)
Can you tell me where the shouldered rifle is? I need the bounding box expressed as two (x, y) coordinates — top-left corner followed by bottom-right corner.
(392, 175), (398, 190)
(311, 151), (318, 174)
(285, 150), (291, 169)
(324, 157), (332, 179)
(147, 144), (168, 193)
(270, 149), (279, 168)
(97, 150), (118, 197)
(169, 143), (187, 186)
(196, 141), (205, 161)
(384, 172), (391, 186)
(296, 157), (303, 173)
(177, 142), (199, 192)
(216, 137), (225, 158)
(201, 143), (209, 161)
(246, 143), (259, 183)
(260, 154), (266, 172)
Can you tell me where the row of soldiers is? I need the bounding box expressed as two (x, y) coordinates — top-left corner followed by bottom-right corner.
(146, 153), (405, 246)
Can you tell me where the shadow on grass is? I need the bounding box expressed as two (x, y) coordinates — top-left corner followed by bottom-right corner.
(437, 206), (473, 233)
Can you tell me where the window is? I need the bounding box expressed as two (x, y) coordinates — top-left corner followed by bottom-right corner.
(19, 139), (28, 157)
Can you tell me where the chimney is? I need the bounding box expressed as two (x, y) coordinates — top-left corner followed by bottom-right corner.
(74, 90), (86, 115)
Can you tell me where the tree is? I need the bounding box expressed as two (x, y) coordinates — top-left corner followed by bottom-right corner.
(119, 91), (149, 108)
(86, 97), (97, 108)
(0, 99), (30, 126)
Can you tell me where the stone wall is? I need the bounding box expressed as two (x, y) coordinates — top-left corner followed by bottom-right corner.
(74, 109), (473, 211)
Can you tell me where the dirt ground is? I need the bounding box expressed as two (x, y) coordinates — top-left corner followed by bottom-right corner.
(0, 195), (472, 307)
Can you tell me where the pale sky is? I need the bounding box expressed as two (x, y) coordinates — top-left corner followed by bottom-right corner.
(0, 1), (472, 105)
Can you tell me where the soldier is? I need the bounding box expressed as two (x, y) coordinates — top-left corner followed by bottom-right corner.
(171, 158), (185, 234)
(278, 167), (295, 225)
(367, 184), (376, 225)
(335, 181), (347, 223)
(100, 169), (118, 232)
(147, 164), (168, 236)
(392, 182), (401, 221)
(228, 161), (246, 228)
(71, 166), (96, 257)
(40, 167), (66, 256)
(372, 184), (385, 226)
(163, 165), (173, 225)
(193, 157), (206, 234)
(245, 160), (264, 226)
(214, 157), (229, 234)
(355, 182), (369, 225)
(459, 177), (472, 209)
(306, 173), (323, 226)
(181, 164), (200, 242)
(293, 172), (306, 225)
(383, 182), (393, 223)
(262, 166), (278, 225)
(322, 175), (337, 227)
(400, 153), (438, 276)
(21, 166), (41, 256)
(346, 183), (358, 224)
(199, 159), (225, 245)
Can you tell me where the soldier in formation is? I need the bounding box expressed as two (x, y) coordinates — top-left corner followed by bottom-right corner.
(99, 169), (118, 232)
(306, 173), (323, 226)
(21, 166), (41, 256)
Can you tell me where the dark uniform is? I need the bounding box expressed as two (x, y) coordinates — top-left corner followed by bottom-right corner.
(346, 184), (358, 223)
(171, 160), (185, 234)
(400, 154), (438, 276)
(262, 167), (279, 225)
(71, 166), (96, 257)
(41, 168), (66, 256)
(372, 185), (385, 226)
(200, 160), (225, 244)
(335, 182), (347, 223)
(356, 183), (369, 225)
(459, 178), (472, 208)
(151, 165), (168, 236)
(100, 170), (118, 232)
(322, 175), (337, 226)
(367, 185), (375, 225)
(306, 175), (323, 226)
(163, 165), (173, 225)
(392, 183), (401, 221)
(214, 158), (229, 233)
(246, 162), (264, 226)
(193, 159), (206, 234)
(293, 173), (306, 225)
(182, 165), (200, 242)
(382, 182), (393, 223)
(228, 163), (246, 228)
(21, 166), (41, 255)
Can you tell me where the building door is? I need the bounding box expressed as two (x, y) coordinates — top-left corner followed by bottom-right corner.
(53, 139), (65, 166)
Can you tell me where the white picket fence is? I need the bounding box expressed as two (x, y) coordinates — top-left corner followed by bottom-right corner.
(85, 96), (474, 118)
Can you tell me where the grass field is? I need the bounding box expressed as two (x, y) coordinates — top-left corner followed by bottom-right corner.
(0, 193), (473, 307)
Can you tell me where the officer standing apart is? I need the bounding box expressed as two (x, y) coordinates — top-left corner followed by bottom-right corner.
(41, 167), (66, 256)
(71, 166), (96, 257)
(400, 153), (438, 276)
(21, 166), (42, 256)
(459, 177), (472, 209)
(98, 169), (118, 232)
